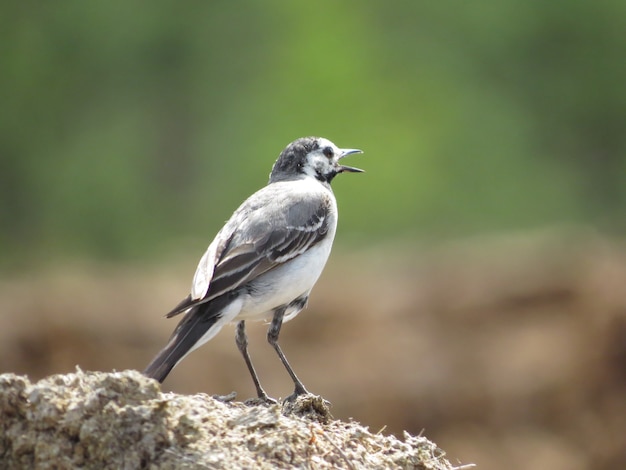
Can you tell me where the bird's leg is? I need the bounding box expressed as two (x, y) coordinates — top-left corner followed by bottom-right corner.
(268, 307), (310, 401)
(235, 320), (275, 404)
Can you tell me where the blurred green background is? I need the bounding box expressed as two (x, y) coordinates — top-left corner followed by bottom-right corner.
(3, 3), (626, 469)
(2, 0), (624, 267)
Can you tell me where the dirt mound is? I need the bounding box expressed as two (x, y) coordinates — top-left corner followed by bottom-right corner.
(0, 369), (466, 469)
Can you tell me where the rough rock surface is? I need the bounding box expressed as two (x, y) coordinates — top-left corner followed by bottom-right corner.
(0, 369), (464, 469)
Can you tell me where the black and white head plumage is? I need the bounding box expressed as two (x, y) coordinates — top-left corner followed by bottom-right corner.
(270, 136), (363, 185)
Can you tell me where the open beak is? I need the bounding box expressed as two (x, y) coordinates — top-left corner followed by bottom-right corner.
(338, 148), (364, 173)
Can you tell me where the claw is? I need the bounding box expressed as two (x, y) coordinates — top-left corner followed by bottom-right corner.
(244, 394), (278, 406)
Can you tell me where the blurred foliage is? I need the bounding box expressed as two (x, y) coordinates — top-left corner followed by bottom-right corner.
(1, 1), (624, 266)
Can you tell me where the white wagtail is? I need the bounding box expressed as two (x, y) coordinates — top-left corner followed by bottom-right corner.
(144, 136), (363, 402)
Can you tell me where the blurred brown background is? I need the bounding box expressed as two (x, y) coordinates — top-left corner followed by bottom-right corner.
(2, 2), (625, 469)
(2, 231), (626, 469)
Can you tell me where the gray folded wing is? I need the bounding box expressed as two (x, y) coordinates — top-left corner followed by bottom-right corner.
(166, 190), (331, 318)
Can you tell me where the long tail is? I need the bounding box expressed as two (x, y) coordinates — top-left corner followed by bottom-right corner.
(143, 294), (233, 383)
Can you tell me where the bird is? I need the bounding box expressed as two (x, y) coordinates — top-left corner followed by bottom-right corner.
(143, 136), (363, 402)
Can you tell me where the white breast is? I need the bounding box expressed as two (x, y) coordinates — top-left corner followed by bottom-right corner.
(237, 195), (337, 321)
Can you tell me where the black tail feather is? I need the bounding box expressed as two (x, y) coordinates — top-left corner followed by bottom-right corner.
(144, 294), (233, 383)
(143, 340), (185, 383)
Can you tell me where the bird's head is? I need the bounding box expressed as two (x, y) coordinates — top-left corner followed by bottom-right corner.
(269, 137), (363, 184)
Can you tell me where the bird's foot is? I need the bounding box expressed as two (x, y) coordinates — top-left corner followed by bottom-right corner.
(281, 383), (312, 404)
(244, 391), (278, 406)
(283, 381), (322, 406)
(282, 391), (308, 404)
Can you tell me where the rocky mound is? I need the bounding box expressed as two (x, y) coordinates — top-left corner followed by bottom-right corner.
(0, 369), (468, 469)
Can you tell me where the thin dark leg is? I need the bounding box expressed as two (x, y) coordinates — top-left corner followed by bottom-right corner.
(268, 308), (309, 400)
(235, 320), (274, 403)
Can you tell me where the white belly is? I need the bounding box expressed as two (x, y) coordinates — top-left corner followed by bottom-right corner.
(179, 234), (334, 365)
(237, 233), (334, 321)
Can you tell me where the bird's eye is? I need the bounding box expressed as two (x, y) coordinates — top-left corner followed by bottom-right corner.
(322, 146), (333, 158)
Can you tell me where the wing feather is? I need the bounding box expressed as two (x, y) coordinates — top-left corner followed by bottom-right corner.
(165, 185), (332, 318)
